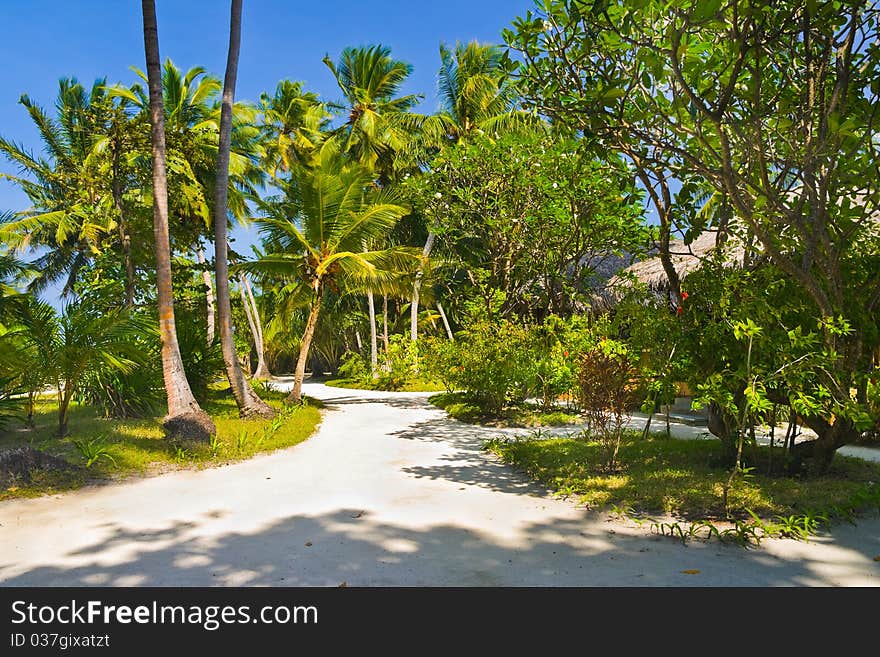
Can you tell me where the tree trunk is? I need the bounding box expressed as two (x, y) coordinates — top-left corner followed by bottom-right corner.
(141, 0), (215, 442)
(239, 274), (258, 373)
(212, 0), (274, 419)
(367, 289), (378, 377)
(112, 149), (134, 308)
(410, 231), (436, 342)
(437, 300), (453, 341)
(25, 391), (35, 429)
(57, 384), (71, 438)
(286, 293), (322, 404)
(791, 416), (860, 473)
(196, 248), (216, 344)
(382, 294), (390, 354)
(707, 402), (737, 465)
(241, 272), (271, 379)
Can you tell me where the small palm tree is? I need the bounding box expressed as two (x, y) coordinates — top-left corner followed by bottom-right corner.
(242, 138), (422, 403)
(16, 300), (151, 436)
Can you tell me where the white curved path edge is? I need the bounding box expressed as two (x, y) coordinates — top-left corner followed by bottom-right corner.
(0, 382), (878, 586)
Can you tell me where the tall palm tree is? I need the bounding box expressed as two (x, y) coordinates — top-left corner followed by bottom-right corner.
(259, 80), (329, 178)
(0, 79), (130, 298)
(323, 45), (427, 177)
(116, 57), (270, 415)
(324, 45), (432, 370)
(409, 41), (535, 343)
(435, 41), (528, 142)
(242, 138), (421, 403)
(141, 0), (216, 441)
(212, 0), (274, 418)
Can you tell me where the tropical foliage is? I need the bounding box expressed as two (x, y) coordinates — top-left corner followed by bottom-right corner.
(1, 0), (879, 515)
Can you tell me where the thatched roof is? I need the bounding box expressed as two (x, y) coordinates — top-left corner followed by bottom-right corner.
(592, 230), (745, 307)
(593, 191), (880, 309)
(617, 231), (745, 291)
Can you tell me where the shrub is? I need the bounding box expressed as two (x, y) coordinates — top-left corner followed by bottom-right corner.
(576, 339), (637, 469)
(176, 317), (225, 403)
(337, 350), (370, 382)
(422, 336), (459, 393)
(79, 361), (164, 419)
(422, 319), (533, 414)
(375, 335), (419, 391)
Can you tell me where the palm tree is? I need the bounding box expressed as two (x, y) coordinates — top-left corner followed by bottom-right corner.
(259, 80), (329, 178)
(141, 0), (216, 441)
(0, 252), (32, 428)
(435, 41), (528, 142)
(0, 79), (132, 298)
(242, 139), (421, 403)
(212, 0), (274, 418)
(323, 45), (427, 177)
(409, 41), (535, 343)
(0, 250), (29, 319)
(116, 55), (272, 416)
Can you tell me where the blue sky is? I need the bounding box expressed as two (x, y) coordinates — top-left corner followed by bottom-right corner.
(0, 0), (535, 302)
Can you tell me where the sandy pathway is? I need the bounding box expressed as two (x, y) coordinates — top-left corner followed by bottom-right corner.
(1, 382), (878, 586)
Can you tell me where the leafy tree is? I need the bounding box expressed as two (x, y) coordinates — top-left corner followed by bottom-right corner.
(406, 130), (648, 321)
(409, 40), (533, 343)
(507, 0), (880, 469)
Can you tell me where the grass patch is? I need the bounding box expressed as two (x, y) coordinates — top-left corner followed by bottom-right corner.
(0, 385), (322, 501)
(484, 431), (880, 526)
(325, 377), (447, 393)
(429, 391), (581, 427)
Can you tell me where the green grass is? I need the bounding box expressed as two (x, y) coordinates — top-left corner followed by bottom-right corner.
(484, 431), (880, 524)
(0, 385), (322, 501)
(429, 391), (582, 427)
(325, 377), (447, 393)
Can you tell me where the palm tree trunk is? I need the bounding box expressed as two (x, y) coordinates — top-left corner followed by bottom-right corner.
(367, 289), (378, 377)
(240, 272), (272, 379)
(437, 300), (453, 341)
(57, 383), (72, 437)
(212, 0), (274, 419)
(112, 151), (134, 308)
(382, 294), (390, 353)
(141, 0), (216, 442)
(410, 232), (436, 342)
(239, 275), (258, 372)
(287, 293), (322, 404)
(196, 248), (215, 344)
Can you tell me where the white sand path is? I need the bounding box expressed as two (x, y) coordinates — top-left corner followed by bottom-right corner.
(0, 382), (878, 587)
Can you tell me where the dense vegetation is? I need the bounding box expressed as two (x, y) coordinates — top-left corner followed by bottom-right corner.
(1, 1), (879, 514)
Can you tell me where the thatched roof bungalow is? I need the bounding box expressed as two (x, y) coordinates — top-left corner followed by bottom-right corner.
(598, 230), (746, 304)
